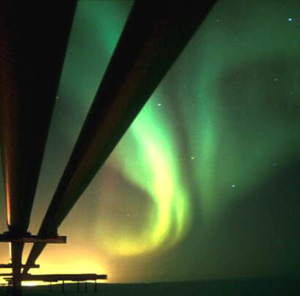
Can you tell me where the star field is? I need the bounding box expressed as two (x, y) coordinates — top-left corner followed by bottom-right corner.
(0, 0), (299, 284)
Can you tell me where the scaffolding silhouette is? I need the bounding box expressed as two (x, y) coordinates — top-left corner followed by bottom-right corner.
(0, 1), (217, 295)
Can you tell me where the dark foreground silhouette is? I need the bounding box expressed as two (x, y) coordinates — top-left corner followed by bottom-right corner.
(0, 277), (299, 295)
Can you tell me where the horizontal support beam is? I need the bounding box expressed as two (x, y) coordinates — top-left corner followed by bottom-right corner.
(0, 264), (39, 269)
(4, 273), (107, 282)
(0, 233), (66, 244)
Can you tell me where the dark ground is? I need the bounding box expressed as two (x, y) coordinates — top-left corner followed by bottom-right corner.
(0, 277), (299, 295)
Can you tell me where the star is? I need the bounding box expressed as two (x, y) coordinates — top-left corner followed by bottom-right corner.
(157, 103), (162, 107)
(231, 184), (236, 188)
(288, 17), (293, 22)
(191, 156), (195, 160)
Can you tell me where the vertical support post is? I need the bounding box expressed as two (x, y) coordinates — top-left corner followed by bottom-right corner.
(77, 281), (80, 293)
(94, 280), (97, 293)
(10, 242), (23, 296)
(62, 280), (65, 294)
(85, 281), (88, 293)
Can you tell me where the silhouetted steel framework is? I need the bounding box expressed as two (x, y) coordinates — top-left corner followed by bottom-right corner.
(0, 1), (77, 295)
(0, 1), (217, 295)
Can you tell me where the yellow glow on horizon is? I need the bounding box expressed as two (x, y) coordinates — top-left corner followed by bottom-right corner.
(35, 257), (108, 278)
(22, 282), (38, 287)
(0, 246), (110, 286)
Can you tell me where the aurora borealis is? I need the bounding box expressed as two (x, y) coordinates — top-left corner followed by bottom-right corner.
(0, 0), (300, 285)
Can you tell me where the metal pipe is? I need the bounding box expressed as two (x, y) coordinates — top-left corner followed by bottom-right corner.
(0, 1), (78, 292)
(0, 1), (77, 234)
(23, 1), (217, 274)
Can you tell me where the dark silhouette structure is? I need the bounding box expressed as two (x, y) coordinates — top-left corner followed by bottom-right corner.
(0, 1), (217, 295)
(0, 2), (77, 294)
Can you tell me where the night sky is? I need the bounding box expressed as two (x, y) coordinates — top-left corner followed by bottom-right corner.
(0, 0), (300, 285)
